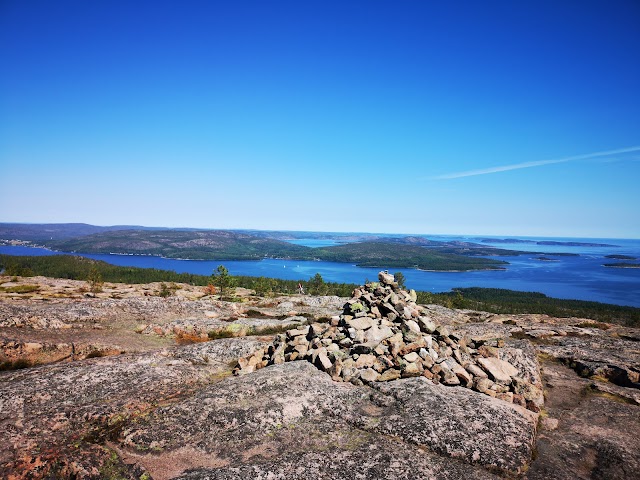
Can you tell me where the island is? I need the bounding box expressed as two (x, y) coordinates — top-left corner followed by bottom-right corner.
(603, 263), (640, 269)
(604, 254), (637, 260)
(535, 256), (559, 262)
(481, 238), (617, 247)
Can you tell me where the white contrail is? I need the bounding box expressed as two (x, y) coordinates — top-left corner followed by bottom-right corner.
(429, 145), (640, 180)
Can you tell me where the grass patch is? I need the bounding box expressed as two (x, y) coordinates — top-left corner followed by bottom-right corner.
(0, 284), (40, 293)
(583, 384), (636, 405)
(247, 324), (298, 336)
(207, 329), (235, 340)
(176, 332), (208, 344)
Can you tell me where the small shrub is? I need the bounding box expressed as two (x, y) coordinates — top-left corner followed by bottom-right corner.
(158, 283), (172, 297)
(0, 358), (33, 371)
(86, 350), (105, 359)
(87, 266), (103, 293)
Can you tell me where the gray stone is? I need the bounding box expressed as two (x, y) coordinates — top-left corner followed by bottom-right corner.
(374, 378), (538, 475)
(359, 367), (380, 383)
(364, 324), (395, 345)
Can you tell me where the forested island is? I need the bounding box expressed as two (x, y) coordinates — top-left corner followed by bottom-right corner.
(480, 238), (617, 247)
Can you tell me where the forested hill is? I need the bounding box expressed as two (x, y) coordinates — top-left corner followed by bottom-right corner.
(311, 242), (507, 271)
(47, 230), (312, 260)
(1, 226), (509, 271)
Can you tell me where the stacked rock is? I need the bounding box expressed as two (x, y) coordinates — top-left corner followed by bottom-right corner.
(235, 271), (542, 412)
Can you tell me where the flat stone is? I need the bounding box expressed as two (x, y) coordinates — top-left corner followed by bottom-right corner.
(364, 324), (395, 345)
(403, 352), (420, 363)
(345, 316), (376, 331)
(477, 357), (519, 384)
(287, 325), (310, 338)
(378, 368), (402, 381)
(445, 358), (473, 386)
(465, 363), (488, 379)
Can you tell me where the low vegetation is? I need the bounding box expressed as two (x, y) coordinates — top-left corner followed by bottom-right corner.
(2, 254), (638, 327)
(416, 288), (640, 327)
(0, 284), (40, 294)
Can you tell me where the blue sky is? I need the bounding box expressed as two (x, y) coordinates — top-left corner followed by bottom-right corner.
(1, 1), (639, 238)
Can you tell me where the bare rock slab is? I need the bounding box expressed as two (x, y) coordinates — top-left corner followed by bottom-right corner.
(371, 377), (538, 475)
(174, 435), (500, 480)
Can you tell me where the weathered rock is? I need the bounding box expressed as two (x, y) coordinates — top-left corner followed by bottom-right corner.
(360, 368), (380, 383)
(418, 316), (436, 333)
(477, 356), (519, 384)
(372, 378), (539, 475)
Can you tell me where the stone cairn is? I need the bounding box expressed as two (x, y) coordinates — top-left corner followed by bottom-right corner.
(235, 271), (542, 412)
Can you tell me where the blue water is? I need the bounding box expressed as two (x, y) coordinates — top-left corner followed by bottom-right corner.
(1, 236), (639, 307)
(285, 239), (340, 248)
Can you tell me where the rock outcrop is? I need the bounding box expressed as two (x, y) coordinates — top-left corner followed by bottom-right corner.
(2, 273), (638, 479)
(236, 271), (543, 411)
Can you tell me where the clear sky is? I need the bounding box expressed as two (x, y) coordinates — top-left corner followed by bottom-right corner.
(1, 1), (639, 238)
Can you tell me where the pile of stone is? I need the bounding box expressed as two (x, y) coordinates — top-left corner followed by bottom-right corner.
(235, 271), (542, 412)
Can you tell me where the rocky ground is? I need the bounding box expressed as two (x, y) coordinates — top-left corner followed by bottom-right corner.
(0, 274), (638, 479)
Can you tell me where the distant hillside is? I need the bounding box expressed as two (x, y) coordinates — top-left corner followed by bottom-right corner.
(38, 230), (508, 271)
(0, 224), (511, 271)
(48, 230), (311, 260)
(0, 223), (169, 241)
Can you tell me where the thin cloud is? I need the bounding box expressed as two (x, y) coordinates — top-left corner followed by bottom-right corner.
(429, 146), (640, 180)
